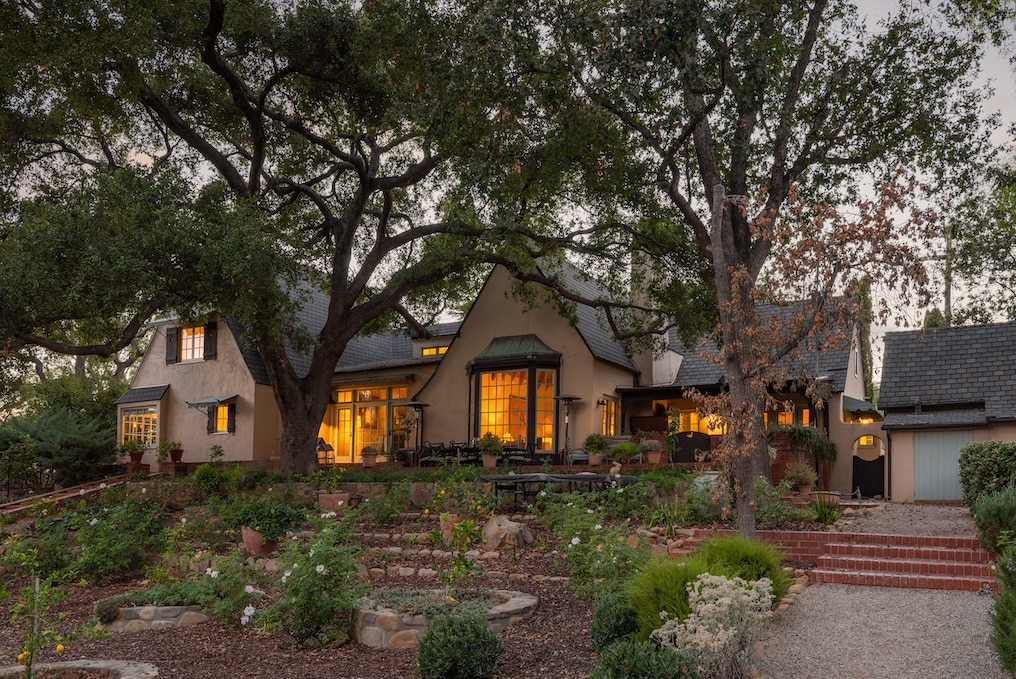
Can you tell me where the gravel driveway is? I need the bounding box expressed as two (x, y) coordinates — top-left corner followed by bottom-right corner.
(757, 503), (1008, 679)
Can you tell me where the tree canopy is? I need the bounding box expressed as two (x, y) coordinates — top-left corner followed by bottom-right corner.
(473, 0), (1005, 533)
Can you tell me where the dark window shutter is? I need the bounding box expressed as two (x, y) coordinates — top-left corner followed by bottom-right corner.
(207, 408), (215, 434)
(227, 403), (236, 433)
(204, 322), (218, 360)
(165, 327), (179, 364)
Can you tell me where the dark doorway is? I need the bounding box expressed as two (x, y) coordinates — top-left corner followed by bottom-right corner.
(852, 456), (885, 498)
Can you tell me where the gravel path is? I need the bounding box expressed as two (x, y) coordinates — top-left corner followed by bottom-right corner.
(757, 503), (1008, 679)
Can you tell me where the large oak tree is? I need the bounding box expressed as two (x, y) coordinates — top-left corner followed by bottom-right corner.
(0, 0), (565, 472)
(478, 0), (1005, 534)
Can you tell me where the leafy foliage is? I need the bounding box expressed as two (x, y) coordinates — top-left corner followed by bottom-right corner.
(590, 639), (698, 679)
(590, 591), (640, 651)
(1, 408), (116, 487)
(417, 612), (505, 679)
(972, 486), (1016, 552)
(959, 441), (1016, 507)
(258, 520), (363, 646)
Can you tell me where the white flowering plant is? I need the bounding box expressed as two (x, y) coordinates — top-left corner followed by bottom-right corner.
(651, 573), (774, 679)
(537, 491), (650, 599)
(258, 520), (364, 646)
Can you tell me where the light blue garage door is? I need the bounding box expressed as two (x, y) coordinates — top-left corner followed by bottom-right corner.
(914, 430), (973, 501)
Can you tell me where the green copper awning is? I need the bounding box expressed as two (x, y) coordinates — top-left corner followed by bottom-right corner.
(473, 334), (560, 361)
(842, 395), (882, 420)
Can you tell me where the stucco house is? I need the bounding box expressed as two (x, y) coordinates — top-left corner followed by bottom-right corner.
(115, 264), (879, 496)
(879, 321), (1016, 502)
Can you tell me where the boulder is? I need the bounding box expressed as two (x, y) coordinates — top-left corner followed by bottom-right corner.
(482, 515), (535, 550)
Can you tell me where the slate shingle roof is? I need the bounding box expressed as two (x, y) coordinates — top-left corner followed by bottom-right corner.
(879, 321), (1016, 428)
(115, 384), (170, 404)
(225, 282), (461, 380)
(667, 302), (852, 392)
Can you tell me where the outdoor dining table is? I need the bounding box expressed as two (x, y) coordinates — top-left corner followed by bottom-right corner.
(474, 472), (639, 509)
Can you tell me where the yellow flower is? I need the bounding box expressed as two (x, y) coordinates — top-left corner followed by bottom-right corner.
(17, 652), (26, 662)
(439, 490), (445, 496)
(56, 644), (65, 653)
(423, 508), (430, 515)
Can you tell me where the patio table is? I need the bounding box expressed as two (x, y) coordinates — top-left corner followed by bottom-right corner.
(474, 472), (639, 510)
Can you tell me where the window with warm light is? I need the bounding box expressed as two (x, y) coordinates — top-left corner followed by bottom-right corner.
(601, 398), (618, 436)
(179, 325), (205, 361)
(318, 385), (410, 463)
(208, 402), (236, 434)
(675, 411), (726, 435)
(477, 369), (555, 450)
(422, 346), (448, 356)
(121, 406), (157, 446)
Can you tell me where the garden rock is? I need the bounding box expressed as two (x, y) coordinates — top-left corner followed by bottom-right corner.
(482, 515), (535, 550)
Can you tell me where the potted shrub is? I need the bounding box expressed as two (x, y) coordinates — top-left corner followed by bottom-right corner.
(477, 432), (503, 470)
(235, 497), (306, 555)
(637, 437), (665, 465)
(583, 433), (608, 466)
(360, 445), (380, 468)
(157, 439), (184, 464)
(783, 460), (818, 495)
(118, 441), (145, 463)
(313, 468), (350, 514)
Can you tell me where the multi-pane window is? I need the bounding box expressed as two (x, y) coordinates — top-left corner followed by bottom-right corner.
(675, 411), (726, 435)
(121, 406), (157, 446)
(477, 369), (556, 450)
(214, 404), (229, 432)
(180, 326), (205, 361)
(480, 370), (527, 444)
(318, 385), (410, 463)
(421, 346), (448, 356)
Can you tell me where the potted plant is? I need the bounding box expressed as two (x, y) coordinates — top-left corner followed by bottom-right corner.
(637, 437), (665, 465)
(783, 460), (818, 495)
(477, 432), (503, 470)
(313, 468), (350, 514)
(235, 497), (306, 555)
(582, 433), (608, 466)
(157, 439), (184, 464)
(118, 441), (145, 463)
(360, 445), (380, 468)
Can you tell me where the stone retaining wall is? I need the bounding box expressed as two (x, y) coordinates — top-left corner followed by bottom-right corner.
(104, 605), (209, 634)
(353, 589), (538, 649)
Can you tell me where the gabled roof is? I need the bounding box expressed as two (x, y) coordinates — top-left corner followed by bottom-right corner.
(667, 301), (854, 392)
(879, 321), (1016, 428)
(540, 262), (637, 372)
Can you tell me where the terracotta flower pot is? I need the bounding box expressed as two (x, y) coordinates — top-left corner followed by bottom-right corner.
(241, 526), (279, 556)
(128, 450), (144, 463)
(361, 454), (378, 469)
(481, 453), (498, 470)
(318, 492), (350, 514)
(169, 448), (184, 463)
(588, 452), (604, 466)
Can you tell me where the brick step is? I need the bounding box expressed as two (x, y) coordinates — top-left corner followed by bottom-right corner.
(826, 532), (985, 550)
(817, 554), (994, 578)
(825, 542), (994, 563)
(810, 568), (995, 592)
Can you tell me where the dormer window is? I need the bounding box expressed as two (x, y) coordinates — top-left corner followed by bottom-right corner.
(165, 322), (218, 364)
(422, 346), (448, 357)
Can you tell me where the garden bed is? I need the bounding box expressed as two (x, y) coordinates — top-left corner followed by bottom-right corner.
(353, 589), (539, 649)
